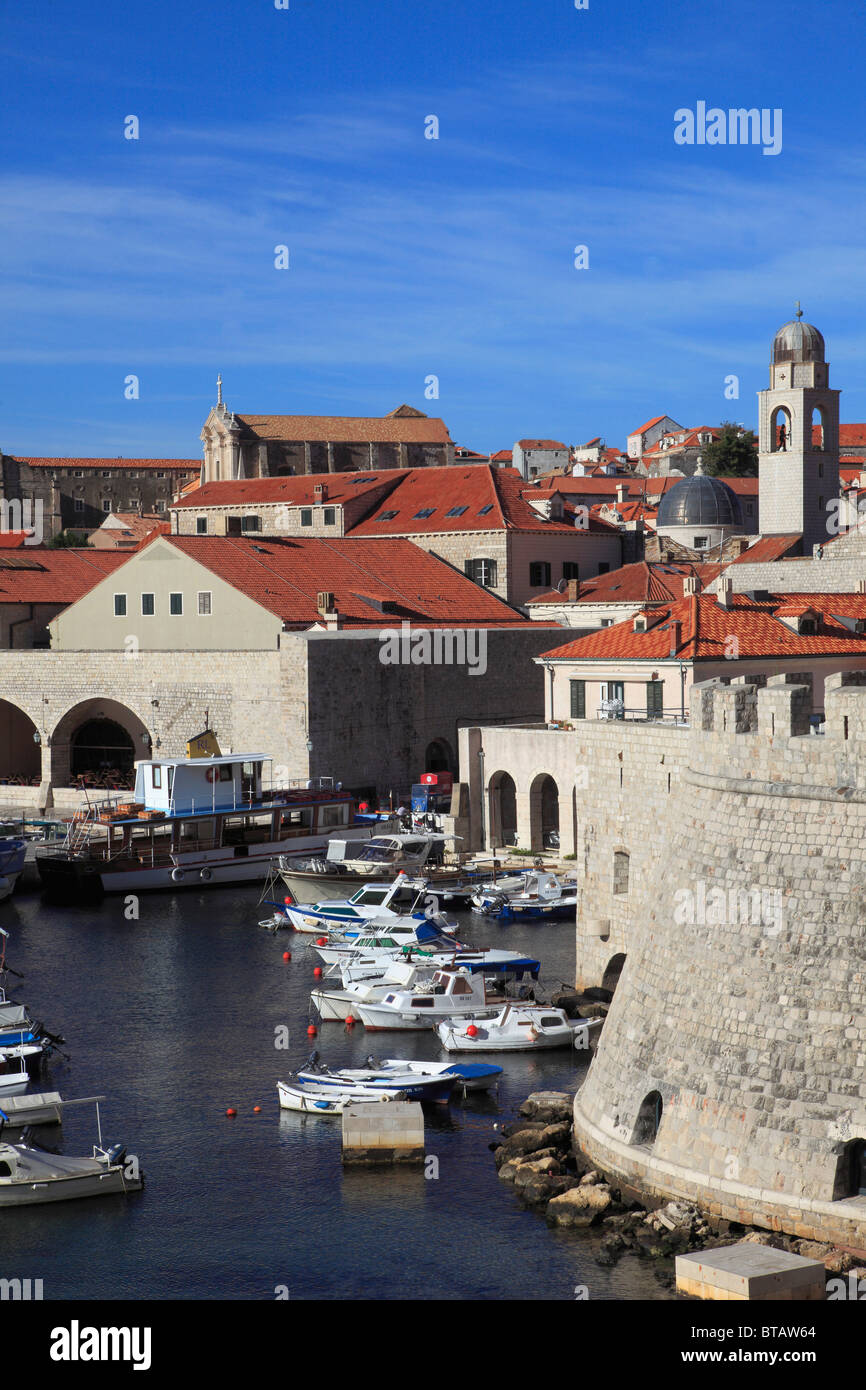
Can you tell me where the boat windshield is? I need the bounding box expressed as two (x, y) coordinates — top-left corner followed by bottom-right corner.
(349, 888), (390, 905)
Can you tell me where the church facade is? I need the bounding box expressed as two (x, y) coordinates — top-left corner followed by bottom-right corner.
(199, 386), (453, 483)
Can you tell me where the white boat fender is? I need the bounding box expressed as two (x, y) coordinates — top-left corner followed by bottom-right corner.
(200, 868), (212, 881)
(171, 868), (185, 882)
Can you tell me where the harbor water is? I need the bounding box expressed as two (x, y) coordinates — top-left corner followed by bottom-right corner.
(1, 880), (674, 1301)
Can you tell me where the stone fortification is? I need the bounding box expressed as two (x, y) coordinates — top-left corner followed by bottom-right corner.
(573, 672), (866, 1252)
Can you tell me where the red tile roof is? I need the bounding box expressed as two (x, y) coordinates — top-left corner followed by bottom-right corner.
(629, 415), (669, 437)
(173, 473), (401, 509)
(538, 591), (866, 662)
(17, 458), (197, 471)
(0, 532), (30, 549)
(162, 535), (534, 629)
(489, 449), (513, 463)
(0, 548), (128, 603)
(348, 465), (609, 536)
(230, 414), (450, 445)
(528, 561), (721, 607)
(517, 439), (568, 451)
(729, 534), (802, 565)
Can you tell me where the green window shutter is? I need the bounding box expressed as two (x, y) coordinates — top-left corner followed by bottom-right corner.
(570, 680), (586, 720)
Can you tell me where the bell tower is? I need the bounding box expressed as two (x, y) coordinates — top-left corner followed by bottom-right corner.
(758, 306), (840, 553)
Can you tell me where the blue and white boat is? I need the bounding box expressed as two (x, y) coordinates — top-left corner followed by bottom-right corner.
(0, 839), (26, 901)
(281, 876), (447, 935)
(295, 1053), (457, 1103)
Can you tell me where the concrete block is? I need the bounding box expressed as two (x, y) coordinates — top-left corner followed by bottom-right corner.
(676, 1243), (825, 1301)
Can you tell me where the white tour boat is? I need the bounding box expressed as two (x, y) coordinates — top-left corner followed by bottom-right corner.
(37, 740), (388, 898)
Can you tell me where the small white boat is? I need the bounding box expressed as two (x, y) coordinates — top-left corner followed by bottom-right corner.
(296, 1055), (456, 1103)
(282, 877), (437, 935)
(355, 964), (540, 1032)
(0, 1140), (142, 1206)
(0, 1054), (29, 1094)
(437, 1004), (601, 1052)
(472, 871), (578, 919)
(276, 1079), (407, 1115)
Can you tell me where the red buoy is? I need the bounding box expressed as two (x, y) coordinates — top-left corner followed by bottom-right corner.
(225, 1107), (237, 1117)
(466, 1025), (478, 1038)
(307, 1023), (317, 1036)
(284, 895), (293, 905)
(313, 966), (323, 978)
(345, 1015), (355, 1027)
(316, 937), (327, 946)
(253, 1105), (262, 1114)
(283, 950), (292, 961)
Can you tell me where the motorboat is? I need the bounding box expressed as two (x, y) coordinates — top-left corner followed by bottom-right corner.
(37, 735), (398, 899)
(0, 1140), (142, 1206)
(276, 1079), (407, 1115)
(280, 876), (442, 934)
(311, 959), (433, 1022)
(469, 872), (534, 911)
(317, 1054), (503, 1094)
(0, 1052), (28, 1095)
(354, 963), (541, 1032)
(0, 839), (26, 901)
(437, 1004), (601, 1052)
(295, 1053), (456, 1103)
(473, 871), (578, 920)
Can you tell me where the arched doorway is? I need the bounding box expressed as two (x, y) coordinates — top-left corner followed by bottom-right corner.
(633, 1091), (663, 1146)
(51, 698), (152, 791)
(488, 771), (517, 848)
(529, 773), (560, 851)
(602, 953), (626, 994)
(71, 719), (135, 780)
(0, 701), (41, 785)
(424, 738), (454, 775)
(833, 1139), (866, 1199)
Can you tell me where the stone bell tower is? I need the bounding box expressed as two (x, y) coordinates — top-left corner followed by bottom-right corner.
(758, 306), (840, 553)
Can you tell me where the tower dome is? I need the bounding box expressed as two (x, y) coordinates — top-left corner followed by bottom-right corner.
(772, 313), (825, 365)
(656, 467), (744, 532)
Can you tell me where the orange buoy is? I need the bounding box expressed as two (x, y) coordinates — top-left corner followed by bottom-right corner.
(283, 950), (292, 961)
(225, 1107), (237, 1117)
(345, 1015), (355, 1027)
(307, 1023), (317, 1036)
(253, 1105), (262, 1114)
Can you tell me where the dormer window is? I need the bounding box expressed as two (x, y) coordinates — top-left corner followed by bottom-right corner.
(633, 615), (647, 632)
(798, 616), (818, 635)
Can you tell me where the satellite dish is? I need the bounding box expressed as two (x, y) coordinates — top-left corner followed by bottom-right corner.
(556, 579), (568, 593)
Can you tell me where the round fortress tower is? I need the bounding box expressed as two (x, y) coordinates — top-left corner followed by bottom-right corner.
(573, 672), (866, 1252)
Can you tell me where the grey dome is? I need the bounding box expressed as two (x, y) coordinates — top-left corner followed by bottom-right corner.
(773, 318), (825, 364)
(656, 473), (743, 530)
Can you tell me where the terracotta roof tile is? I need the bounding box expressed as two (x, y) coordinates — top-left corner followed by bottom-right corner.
(16, 458), (197, 471)
(230, 414), (450, 445)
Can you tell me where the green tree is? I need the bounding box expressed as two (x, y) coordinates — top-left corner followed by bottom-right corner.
(48, 529), (90, 547)
(702, 423), (758, 477)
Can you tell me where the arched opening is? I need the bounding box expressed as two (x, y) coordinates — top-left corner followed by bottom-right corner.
(488, 771), (517, 848)
(602, 953), (626, 994)
(633, 1090), (663, 1147)
(770, 405), (792, 453)
(424, 738), (454, 776)
(0, 701), (41, 786)
(833, 1139), (866, 1199)
(613, 850), (630, 895)
(811, 405), (826, 452)
(529, 773), (560, 851)
(51, 699), (152, 792)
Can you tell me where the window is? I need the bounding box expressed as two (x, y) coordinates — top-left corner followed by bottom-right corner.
(646, 681), (664, 717)
(141, 593), (155, 616)
(102, 470), (111, 477)
(445, 505), (468, 517)
(529, 562), (551, 587)
(477, 504), (494, 516)
(114, 594), (127, 617)
(377, 510), (398, 522)
(600, 618), (614, 627)
(300, 509), (313, 526)
(693, 535), (709, 549)
(613, 850), (630, 895)
(169, 593), (183, 616)
(196, 517), (208, 534)
(597, 562), (610, 575)
(74, 498), (84, 512)
(154, 500), (165, 512)
(130, 472), (139, 479)
(323, 507), (336, 526)
(152, 766), (162, 788)
(465, 558), (497, 587)
(74, 469), (84, 478)
(241, 515), (261, 532)
(127, 499), (140, 510)
(157, 471), (166, 478)
(563, 562), (580, 581)
(413, 508), (435, 519)
(570, 680), (586, 719)
(102, 499), (112, 512)
(198, 591), (212, 616)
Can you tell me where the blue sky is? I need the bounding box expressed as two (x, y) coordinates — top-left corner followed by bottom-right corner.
(2, 0), (865, 458)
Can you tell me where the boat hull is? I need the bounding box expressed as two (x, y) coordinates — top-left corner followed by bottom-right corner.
(0, 1169), (141, 1206)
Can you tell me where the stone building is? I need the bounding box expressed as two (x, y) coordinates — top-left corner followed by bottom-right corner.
(0, 455), (198, 539)
(200, 387), (453, 482)
(653, 460), (747, 554)
(451, 671), (866, 1251)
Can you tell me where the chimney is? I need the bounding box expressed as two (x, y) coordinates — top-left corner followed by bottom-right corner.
(683, 575), (699, 596)
(858, 580), (866, 595)
(314, 482), (327, 503)
(717, 577), (733, 609)
(616, 484), (628, 504)
(566, 579), (579, 601)
(668, 620), (681, 656)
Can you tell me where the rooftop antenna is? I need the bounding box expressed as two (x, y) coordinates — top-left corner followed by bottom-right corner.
(217, 374), (223, 406)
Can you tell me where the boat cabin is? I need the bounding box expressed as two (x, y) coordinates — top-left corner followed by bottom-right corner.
(134, 753), (269, 816)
